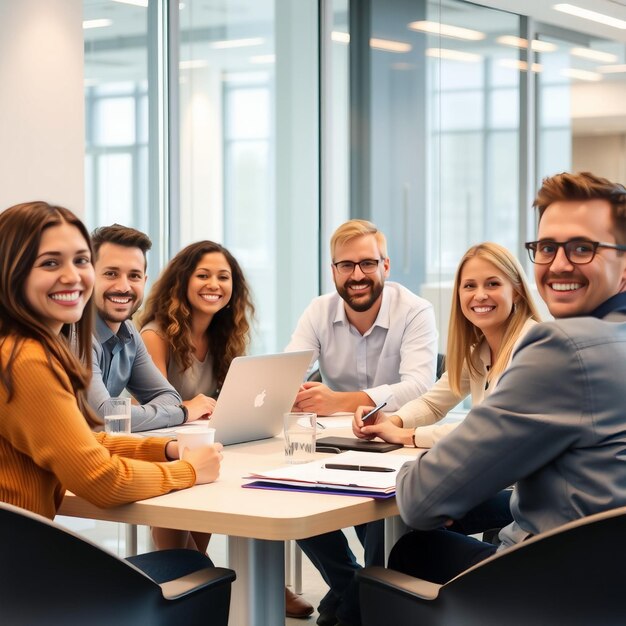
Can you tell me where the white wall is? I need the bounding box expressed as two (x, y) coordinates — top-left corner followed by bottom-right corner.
(0, 0), (84, 213)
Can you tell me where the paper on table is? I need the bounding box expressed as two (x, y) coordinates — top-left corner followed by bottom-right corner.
(315, 416), (353, 429)
(244, 450), (417, 493)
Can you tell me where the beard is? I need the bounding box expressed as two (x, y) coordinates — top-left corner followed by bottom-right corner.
(336, 278), (384, 313)
(98, 291), (140, 323)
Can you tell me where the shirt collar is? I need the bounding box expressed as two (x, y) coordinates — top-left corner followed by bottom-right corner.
(95, 313), (132, 345)
(589, 292), (626, 319)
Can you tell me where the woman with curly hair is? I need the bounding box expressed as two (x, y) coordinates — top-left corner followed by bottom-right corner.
(140, 240), (254, 403)
(140, 240), (254, 550)
(139, 241), (314, 618)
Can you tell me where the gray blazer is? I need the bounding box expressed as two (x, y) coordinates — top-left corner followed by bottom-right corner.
(397, 307), (626, 549)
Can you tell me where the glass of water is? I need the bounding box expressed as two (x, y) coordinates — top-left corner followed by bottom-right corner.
(283, 412), (317, 464)
(103, 397), (131, 435)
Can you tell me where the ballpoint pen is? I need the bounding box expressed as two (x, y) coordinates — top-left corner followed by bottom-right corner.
(324, 463), (395, 473)
(361, 401), (387, 422)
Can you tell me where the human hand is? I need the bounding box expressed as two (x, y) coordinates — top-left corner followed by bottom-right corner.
(353, 406), (390, 438)
(293, 381), (338, 416)
(184, 443), (224, 484)
(183, 394), (217, 422)
(359, 418), (414, 446)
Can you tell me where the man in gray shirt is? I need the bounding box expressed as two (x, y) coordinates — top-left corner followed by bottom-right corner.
(87, 225), (214, 432)
(383, 171), (626, 596)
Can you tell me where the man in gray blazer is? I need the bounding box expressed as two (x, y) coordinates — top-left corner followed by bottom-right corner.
(386, 171), (626, 589)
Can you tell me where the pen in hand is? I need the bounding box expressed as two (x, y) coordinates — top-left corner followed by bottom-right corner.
(361, 401), (387, 423)
(324, 463), (395, 473)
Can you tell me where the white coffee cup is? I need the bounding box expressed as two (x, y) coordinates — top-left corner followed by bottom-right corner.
(175, 426), (216, 460)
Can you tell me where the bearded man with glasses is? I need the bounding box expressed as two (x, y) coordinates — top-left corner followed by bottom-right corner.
(285, 218), (437, 626)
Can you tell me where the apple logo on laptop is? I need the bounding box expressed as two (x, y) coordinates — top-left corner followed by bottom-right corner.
(254, 390), (266, 408)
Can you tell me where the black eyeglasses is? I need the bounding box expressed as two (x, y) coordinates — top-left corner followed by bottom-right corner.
(525, 239), (626, 265)
(332, 258), (383, 275)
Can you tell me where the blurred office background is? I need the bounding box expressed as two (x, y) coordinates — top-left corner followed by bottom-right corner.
(78, 0), (626, 351)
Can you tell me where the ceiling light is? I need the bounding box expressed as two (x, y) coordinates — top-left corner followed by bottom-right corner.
(250, 54), (275, 64)
(425, 48), (482, 62)
(570, 48), (618, 62)
(83, 19), (113, 29)
(498, 58), (543, 72)
(179, 60), (209, 70)
(332, 31), (350, 44)
(561, 68), (602, 81)
(370, 38), (412, 53)
(553, 4), (626, 29)
(408, 20), (485, 41)
(496, 36), (557, 52)
(210, 38), (265, 50)
(597, 64), (626, 74)
(111, 0), (148, 7)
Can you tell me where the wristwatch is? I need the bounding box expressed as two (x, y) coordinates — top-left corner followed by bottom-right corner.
(179, 404), (189, 424)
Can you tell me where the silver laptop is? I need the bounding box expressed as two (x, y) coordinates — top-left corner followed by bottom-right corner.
(207, 350), (314, 446)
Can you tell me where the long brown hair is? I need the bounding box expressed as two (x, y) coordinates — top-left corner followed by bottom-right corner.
(446, 242), (541, 396)
(139, 240), (255, 388)
(0, 201), (99, 426)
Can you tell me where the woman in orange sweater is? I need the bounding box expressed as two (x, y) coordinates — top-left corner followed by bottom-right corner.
(0, 201), (223, 577)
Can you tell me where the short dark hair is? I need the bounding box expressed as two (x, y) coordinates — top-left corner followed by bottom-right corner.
(534, 171), (626, 245)
(91, 224), (152, 268)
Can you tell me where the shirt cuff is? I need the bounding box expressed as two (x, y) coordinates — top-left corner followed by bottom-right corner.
(364, 385), (393, 410)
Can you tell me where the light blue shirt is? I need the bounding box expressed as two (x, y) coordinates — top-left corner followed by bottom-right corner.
(88, 315), (185, 432)
(285, 282), (437, 411)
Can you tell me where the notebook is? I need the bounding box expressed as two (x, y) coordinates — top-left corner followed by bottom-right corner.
(205, 350), (314, 445)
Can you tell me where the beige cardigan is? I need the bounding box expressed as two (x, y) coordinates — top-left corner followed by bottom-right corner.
(395, 319), (537, 448)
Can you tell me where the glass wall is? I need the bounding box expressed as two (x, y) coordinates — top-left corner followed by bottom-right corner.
(83, 0), (626, 353)
(84, 0), (153, 245)
(178, 0), (319, 353)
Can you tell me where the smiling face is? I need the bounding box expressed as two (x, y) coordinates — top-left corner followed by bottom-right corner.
(186, 252), (233, 321)
(535, 199), (626, 318)
(458, 256), (517, 342)
(24, 222), (95, 334)
(93, 242), (147, 332)
(332, 234), (390, 313)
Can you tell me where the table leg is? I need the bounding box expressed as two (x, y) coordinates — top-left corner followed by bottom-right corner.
(227, 536), (285, 626)
(384, 515), (409, 564)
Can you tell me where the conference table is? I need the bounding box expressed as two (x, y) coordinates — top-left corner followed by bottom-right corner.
(59, 428), (417, 626)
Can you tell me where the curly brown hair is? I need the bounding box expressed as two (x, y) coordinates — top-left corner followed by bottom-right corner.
(139, 241), (255, 388)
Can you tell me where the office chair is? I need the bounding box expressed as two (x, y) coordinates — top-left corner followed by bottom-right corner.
(436, 353), (446, 381)
(0, 502), (236, 626)
(357, 505), (626, 626)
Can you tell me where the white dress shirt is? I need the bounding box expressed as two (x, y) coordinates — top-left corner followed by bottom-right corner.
(285, 281), (437, 411)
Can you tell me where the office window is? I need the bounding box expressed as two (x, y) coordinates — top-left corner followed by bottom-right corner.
(83, 1), (152, 239)
(179, 0), (320, 353)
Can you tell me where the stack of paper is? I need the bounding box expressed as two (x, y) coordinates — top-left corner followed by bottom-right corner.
(243, 451), (418, 498)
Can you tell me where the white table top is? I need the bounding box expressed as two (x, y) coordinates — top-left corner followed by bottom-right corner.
(59, 430), (418, 541)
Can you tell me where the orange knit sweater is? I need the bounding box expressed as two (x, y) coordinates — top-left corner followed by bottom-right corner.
(0, 338), (196, 519)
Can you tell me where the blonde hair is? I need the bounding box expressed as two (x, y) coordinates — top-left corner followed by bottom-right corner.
(330, 219), (387, 260)
(446, 242), (541, 396)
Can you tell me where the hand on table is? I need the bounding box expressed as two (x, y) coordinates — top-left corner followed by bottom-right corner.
(353, 406), (413, 445)
(292, 381), (339, 415)
(183, 394), (217, 422)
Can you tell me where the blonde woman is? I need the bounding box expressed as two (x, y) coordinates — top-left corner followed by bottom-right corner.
(354, 242), (541, 447)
